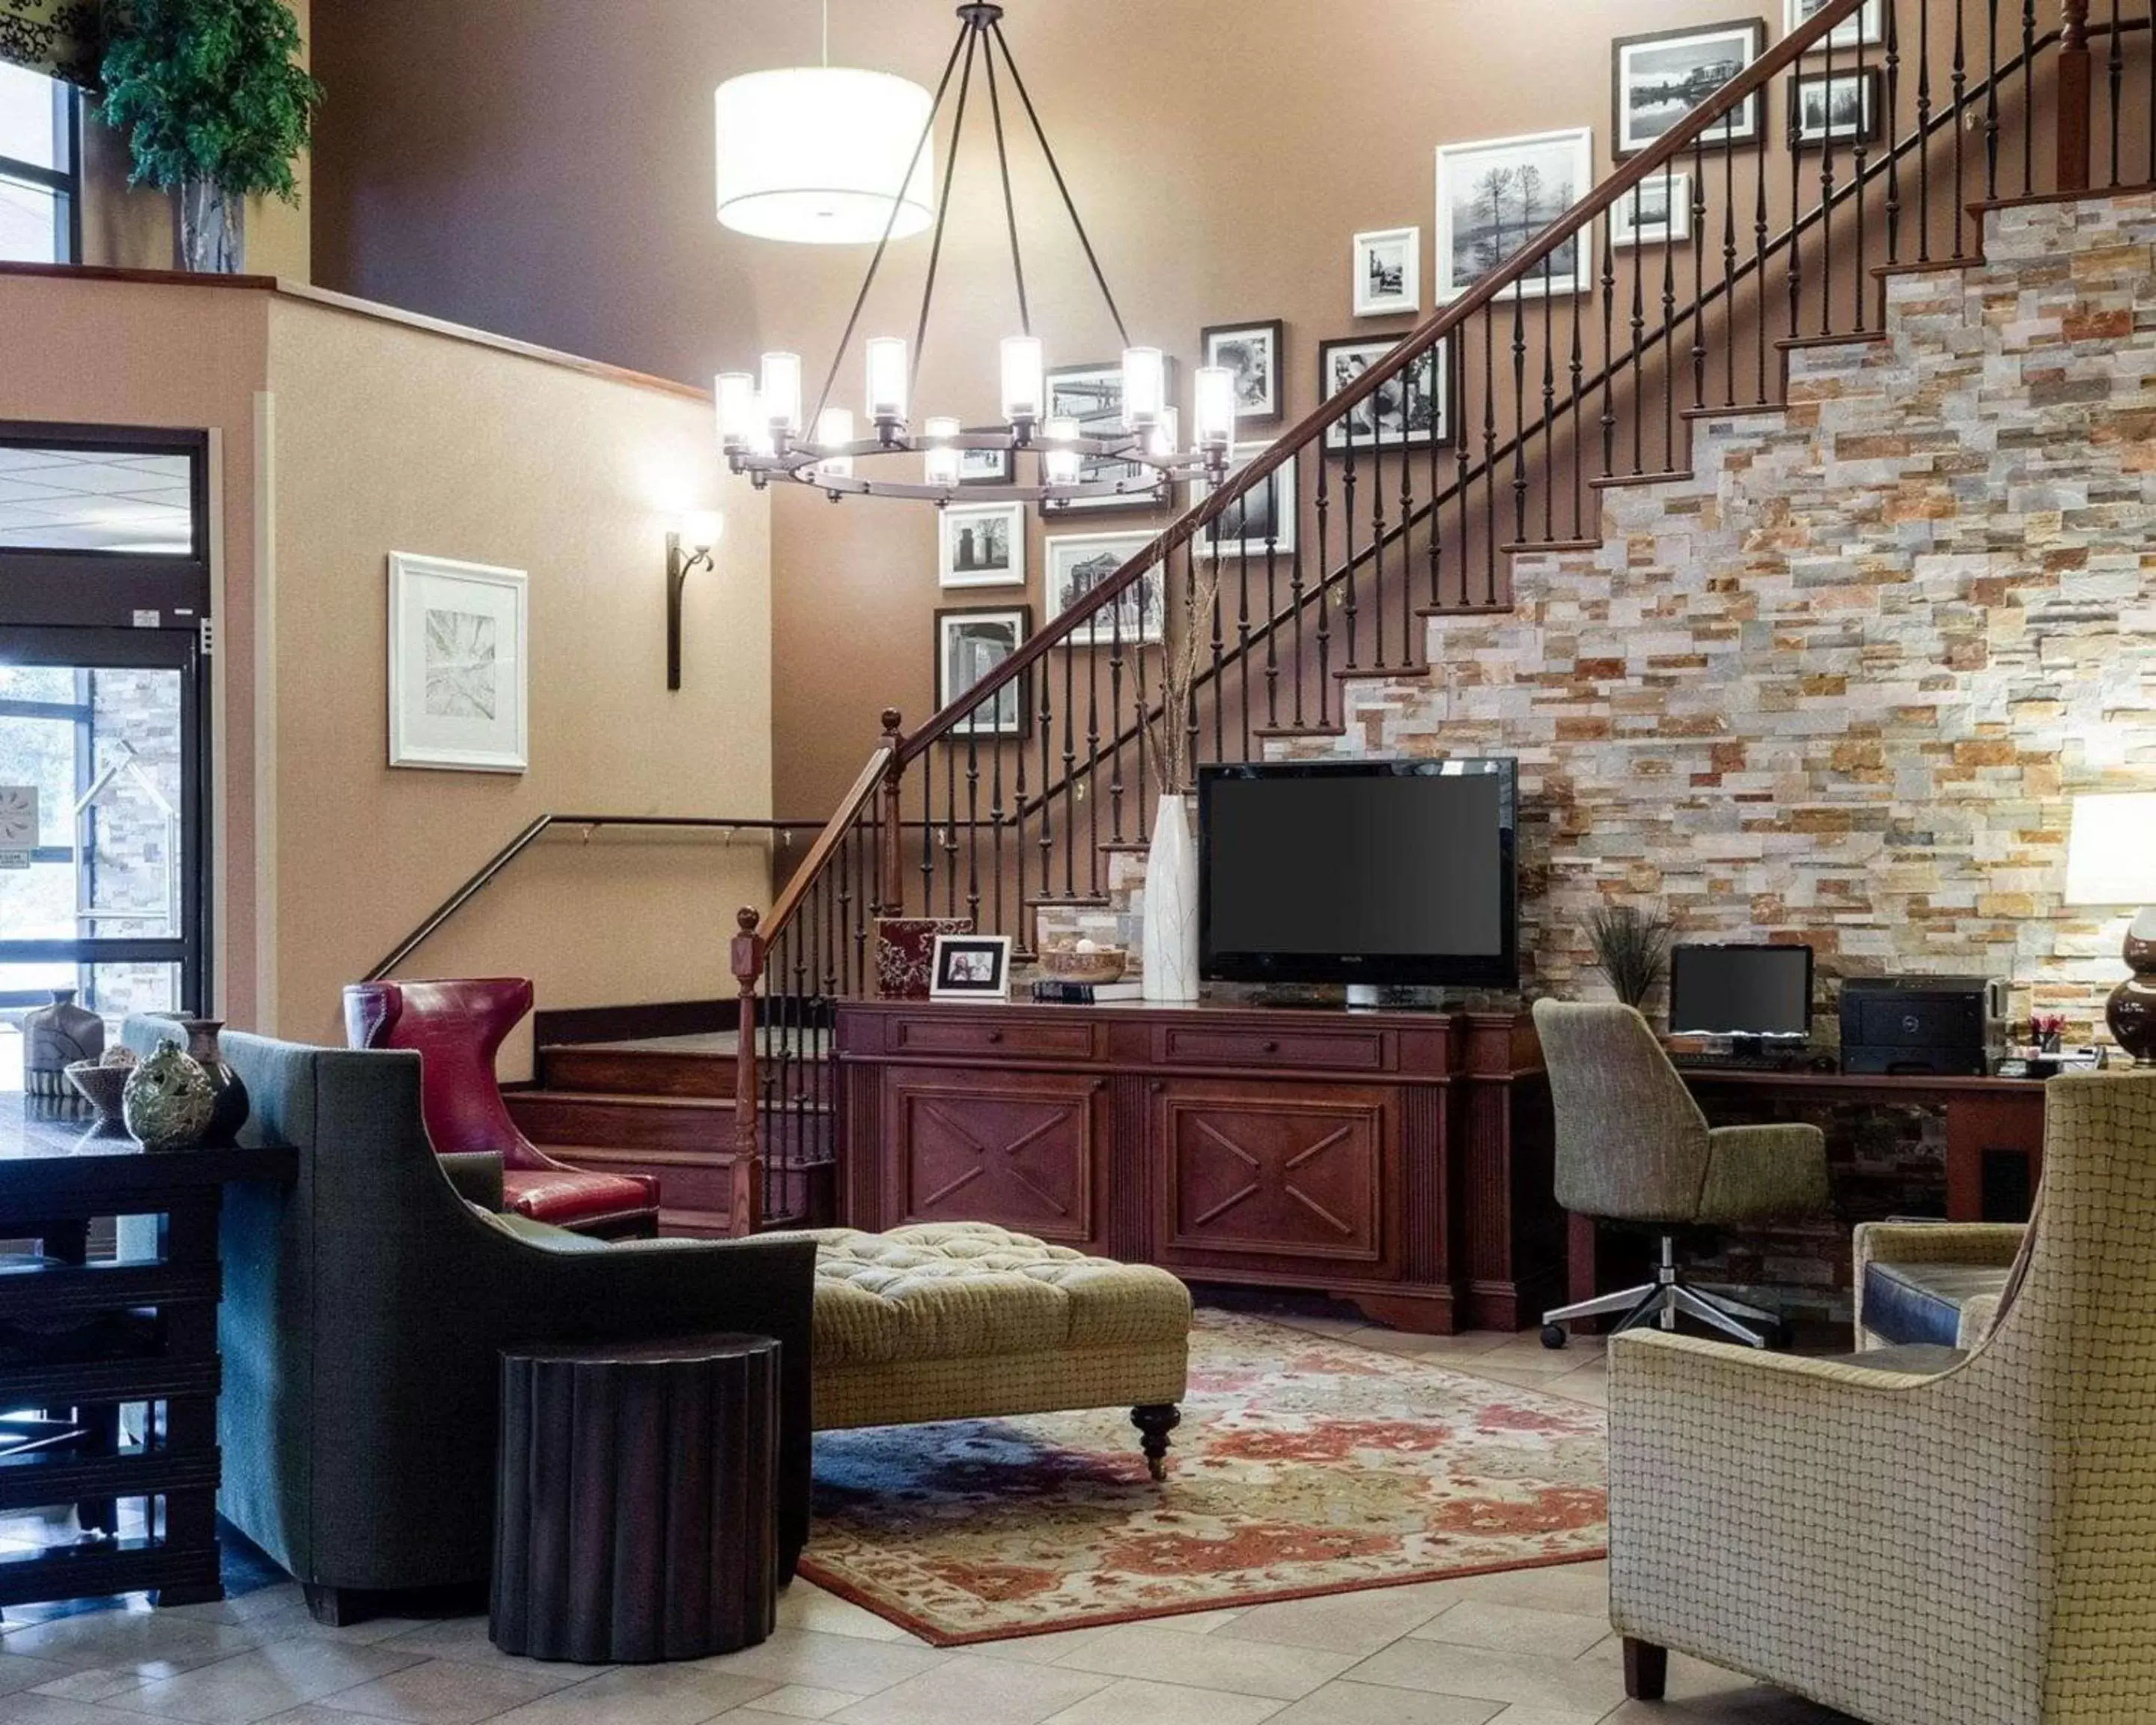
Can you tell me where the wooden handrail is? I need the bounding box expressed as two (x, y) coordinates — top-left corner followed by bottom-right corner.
(890, 0), (1872, 773)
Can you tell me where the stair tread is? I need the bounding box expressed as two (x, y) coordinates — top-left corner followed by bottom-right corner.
(514, 1089), (736, 1110)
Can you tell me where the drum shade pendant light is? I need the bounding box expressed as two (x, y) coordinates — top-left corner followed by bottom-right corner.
(713, 3), (1234, 507)
(715, 1), (934, 243)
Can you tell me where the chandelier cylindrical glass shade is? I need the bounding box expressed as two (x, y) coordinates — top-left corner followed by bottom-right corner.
(1121, 347), (1166, 428)
(1193, 366), (1236, 449)
(865, 337), (910, 423)
(816, 407), (857, 478)
(715, 373), (758, 448)
(1001, 336), (1044, 423)
(760, 352), (803, 435)
(715, 68), (935, 243)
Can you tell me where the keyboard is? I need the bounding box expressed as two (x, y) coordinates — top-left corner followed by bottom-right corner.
(1668, 1050), (1812, 1074)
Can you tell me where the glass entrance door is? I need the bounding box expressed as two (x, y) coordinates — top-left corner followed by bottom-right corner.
(0, 627), (205, 1087)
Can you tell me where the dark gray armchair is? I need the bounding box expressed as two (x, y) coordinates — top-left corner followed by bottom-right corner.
(123, 1019), (816, 1625)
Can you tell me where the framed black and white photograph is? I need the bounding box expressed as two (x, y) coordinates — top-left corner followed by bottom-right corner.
(1610, 171), (1693, 246)
(934, 604), (1030, 737)
(1318, 337), (1452, 454)
(960, 445), (1016, 486)
(1194, 444), (1297, 559)
(1788, 67), (1881, 146)
(1047, 361), (1172, 511)
(929, 933), (1013, 1000)
(1202, 320), (1285, 424)
(1352, 227), (1420, 317)
(1613, 19), (1766, 158)
(387, 552), (528, 773)
(1435, 129), (1595, 302)
(939, 500), (1024, 588)
(1785, 0), (1885, 49)
(1047, 531), (1164, 646)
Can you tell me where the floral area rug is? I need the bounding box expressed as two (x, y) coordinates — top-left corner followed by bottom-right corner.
(797, 1309), (1607, 1645)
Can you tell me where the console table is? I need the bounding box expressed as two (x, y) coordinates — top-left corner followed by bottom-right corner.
(0, 1099), (295, 1608)
(832, 999), (1559, 1333)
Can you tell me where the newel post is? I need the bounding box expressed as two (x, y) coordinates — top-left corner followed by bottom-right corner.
(728, 906), (766, 1236)
(2057, 0), (2092, 192)
(877, 708), (906, 913)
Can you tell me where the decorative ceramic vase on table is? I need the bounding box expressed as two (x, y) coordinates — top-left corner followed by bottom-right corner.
(177, 1018), (249, 1146)
(121, 1039), (216, 1152)
(24, 990), (104, 1097)
(1141, 792), (1202, 1003)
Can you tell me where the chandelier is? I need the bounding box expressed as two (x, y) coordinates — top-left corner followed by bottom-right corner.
(714, 2), (1236, 507)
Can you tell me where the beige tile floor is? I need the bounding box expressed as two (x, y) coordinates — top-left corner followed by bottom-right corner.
(0, 1314), (1854, 1725)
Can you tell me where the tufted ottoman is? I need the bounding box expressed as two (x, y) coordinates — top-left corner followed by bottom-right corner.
(785, 1222), (1193, 1478)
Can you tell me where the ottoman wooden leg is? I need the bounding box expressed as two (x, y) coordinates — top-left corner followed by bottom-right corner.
(1622, 1637), (1668, 1701)
(1130, 1404), (1181, 1482)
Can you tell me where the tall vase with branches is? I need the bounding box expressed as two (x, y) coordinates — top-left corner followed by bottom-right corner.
(101, 0), (323, 274)
(1586, 904), (1675, 1013)
(1139, 554), (1220, 1002)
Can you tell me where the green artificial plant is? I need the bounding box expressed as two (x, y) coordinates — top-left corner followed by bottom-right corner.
(100, 0), (323, 273)
(1586, 903), (1675, 1011)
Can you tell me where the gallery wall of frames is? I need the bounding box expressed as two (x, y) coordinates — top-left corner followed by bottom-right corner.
(922, 0), (1889, 736)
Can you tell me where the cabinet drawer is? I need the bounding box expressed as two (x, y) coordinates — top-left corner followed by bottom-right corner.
(889, 1014), (1102, 1062)
(1153, 1023), (1388, 1073)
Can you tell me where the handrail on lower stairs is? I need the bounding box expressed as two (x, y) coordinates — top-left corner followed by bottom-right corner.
(363, 813), (825, 982)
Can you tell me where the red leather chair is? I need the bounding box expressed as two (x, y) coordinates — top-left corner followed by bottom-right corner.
(342, 979), (660, 1239)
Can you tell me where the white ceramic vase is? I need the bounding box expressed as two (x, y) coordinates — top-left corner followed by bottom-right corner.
(1142, 792), (1202, 1002)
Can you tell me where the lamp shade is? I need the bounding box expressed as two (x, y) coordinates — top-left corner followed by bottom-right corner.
(2064, 793), (2156, 905)
(716, 68), (935, 243)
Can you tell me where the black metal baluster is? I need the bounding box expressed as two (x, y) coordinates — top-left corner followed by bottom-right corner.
(1371, 404), (1387, 667)
(1208, 526), (1224, 766)
(1722, 124), (1740, 407)
(1789, 56), (1806, 338)
(2106, 0), (2123, 187)
(1853, 20), (1869, 330)
(1984, 0), (2001, 202)
(1238, 527), (1255, 758)
(1399, 389), (1416, 649)
(1481, 320), (1499, 600)
(1458, 329), (1479, 606)
(1819, 31), (1836, 340)
(963, 728), (981, 929)
(1107, 594), (1125, 845)
(1510, 285), (1529, 541)
(1601, 219), (1619, 470)
(1753, 150), (1770, 401)
(2020, 0), (2035, 195)
(1083, 633), (1100, 898)
(943, 742), (959, 914)
(1541, 246), (1558, 540)
(990, 730), (1004, 940)
(1287, 495), (1305, 728)
(1314, 431), (1333, 726)
(919, 762), (934, 916)
(1036, 647), (1053, 902)
(1630, 231), (1648, 470)
(1060, 628), (1076, 898)
(1952, 0), (1970, 258)
(1012, 662), (1029, 925)
(1660, 159), (1678, 464)
(835, 830), (853, 1000)
(1882, 0), (1901, 265)
(1184, 541), (1201, 782)
(1567, 304), (1586, 540)
(1428, 347), (1446, 603)
(1914, 0), (1932, 264)
(1342, 417), (1361, 671)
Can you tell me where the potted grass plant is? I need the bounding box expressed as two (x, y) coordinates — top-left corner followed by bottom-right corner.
(101, 0), (323, 273)
(1586, 904), (1675, 1012)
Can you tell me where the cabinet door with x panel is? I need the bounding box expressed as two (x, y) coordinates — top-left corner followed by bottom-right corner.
(878, 1065), (1106, 1250)
(1148, 1080), (1400, 1285)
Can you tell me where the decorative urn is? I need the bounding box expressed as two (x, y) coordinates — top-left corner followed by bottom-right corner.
(25, 990), (104, 1096)
(121, 1038), (216, 1152)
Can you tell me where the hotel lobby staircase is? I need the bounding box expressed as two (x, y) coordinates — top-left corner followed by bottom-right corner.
(713, 0), (2151, 1232)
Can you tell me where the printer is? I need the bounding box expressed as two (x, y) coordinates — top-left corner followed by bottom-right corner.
(1839, 975), (2008, 1077)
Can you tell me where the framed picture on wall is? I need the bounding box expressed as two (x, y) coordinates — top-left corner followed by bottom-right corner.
(1788, 68), (1881, 146)
(1612, 19), (1767, 159)
(935, 604), (1031, 736)
(1048, 361), (1174, 510)
(1351, 228), (1421, 317)
(1046, 532), (1164, 646)
(938, 500), (1024, 588)
(929, 933), (1012, 1000)
(1193, 444), (1297, 558)
(1610, 172), (1693, 246)
(1785, 0), (1885, 49)
(1318, 336), (1452, 453)
(386, 552), (529, 773)
(1202, 320), (1286, 423)
(960, 445), (1016, 486)
(1434, 128), (1595, 302)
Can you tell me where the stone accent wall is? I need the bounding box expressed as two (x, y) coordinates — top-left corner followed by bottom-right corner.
(1264, 190), (2156, 1047)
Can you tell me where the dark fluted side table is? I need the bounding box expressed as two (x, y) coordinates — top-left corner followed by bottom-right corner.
(491, 1333), (780, 1662)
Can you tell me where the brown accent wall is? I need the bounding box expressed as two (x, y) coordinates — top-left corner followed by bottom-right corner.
(306, 0), (1789, 824)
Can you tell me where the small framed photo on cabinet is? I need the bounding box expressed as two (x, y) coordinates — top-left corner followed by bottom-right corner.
(930, 933), (1013, 1000)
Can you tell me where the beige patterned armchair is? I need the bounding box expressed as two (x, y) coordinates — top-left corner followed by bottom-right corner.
(1607, 1071), (2156, 1724)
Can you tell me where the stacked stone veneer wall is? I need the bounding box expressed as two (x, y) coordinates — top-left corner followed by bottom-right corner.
(1255, 190), (2156, 1049)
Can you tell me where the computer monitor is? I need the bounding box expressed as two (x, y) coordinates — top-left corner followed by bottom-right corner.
(1668, 943), (1814, 1041)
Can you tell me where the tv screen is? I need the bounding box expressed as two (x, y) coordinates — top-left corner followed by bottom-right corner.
(1199, 759), (1518, 987)
(1667, 943), (1813, 1038)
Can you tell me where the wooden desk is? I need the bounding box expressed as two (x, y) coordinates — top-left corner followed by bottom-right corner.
(1565, 1068), (2047, 1309)
(0, 1097), (295, 1608)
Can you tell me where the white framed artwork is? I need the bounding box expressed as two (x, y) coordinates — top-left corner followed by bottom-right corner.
(1046, 532), (1164, 647)
(1610, 172), (1693, 247)
(1193, 444), (1298, 559)
(1435, 127), (1596, 302)
(939, 500), (1025, 588)
(1352, 227), (1421, 317)
(387, 552), (529, 773)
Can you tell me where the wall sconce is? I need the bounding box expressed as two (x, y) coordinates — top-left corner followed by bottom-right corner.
(666, 511), (724, 690)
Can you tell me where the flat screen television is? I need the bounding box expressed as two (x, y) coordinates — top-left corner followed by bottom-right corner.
(1198, 758), (1518, 987)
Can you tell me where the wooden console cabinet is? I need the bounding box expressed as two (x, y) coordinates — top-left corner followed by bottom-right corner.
(833, 999), (1560, 1333)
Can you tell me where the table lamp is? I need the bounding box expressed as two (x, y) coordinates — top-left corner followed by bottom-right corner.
(2064, 792), (2156, 1062)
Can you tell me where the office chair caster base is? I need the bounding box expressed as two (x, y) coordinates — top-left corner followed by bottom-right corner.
(1541, 1323), (1570, 1350)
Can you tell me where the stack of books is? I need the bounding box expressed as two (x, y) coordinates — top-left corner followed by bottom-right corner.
(1030, 978), (1143, 1004)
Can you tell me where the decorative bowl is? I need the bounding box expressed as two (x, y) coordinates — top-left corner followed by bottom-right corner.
(64, 1059), (130, 1125)
(1038, 946), (1128, 985)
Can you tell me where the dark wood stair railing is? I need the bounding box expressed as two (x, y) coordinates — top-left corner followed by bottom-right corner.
(731, 0), (2150, 1232)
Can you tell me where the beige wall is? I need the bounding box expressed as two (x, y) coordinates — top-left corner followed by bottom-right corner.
(305, 0), (1838, 823)
(77, 0), (314, 279)
(263, 295), (771, 1055)
(0, 272), (773, 1062)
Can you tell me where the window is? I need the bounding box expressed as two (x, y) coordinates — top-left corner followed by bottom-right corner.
(0, 61), (80, 265)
